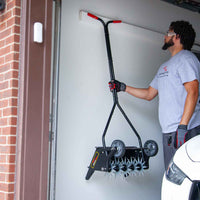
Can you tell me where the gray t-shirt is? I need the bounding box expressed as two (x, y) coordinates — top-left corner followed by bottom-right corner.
(150, 50), (200, 133)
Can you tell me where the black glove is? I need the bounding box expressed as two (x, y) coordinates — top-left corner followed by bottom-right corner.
(175, 125), (188, 149)
(109, 80), (126, 92)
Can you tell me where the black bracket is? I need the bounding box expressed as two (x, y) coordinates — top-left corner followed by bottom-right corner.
(0, 0), (5, 11)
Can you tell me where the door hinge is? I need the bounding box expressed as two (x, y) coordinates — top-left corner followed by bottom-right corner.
(49, 131), (55, 141)
(49, 113), (55, 141)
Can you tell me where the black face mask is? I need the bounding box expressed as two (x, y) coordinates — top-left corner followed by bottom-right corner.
(162, 37), (174, 50)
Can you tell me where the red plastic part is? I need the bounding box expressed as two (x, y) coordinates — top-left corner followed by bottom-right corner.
(113, 20), (122, 23)
(87, 13), (99, 20)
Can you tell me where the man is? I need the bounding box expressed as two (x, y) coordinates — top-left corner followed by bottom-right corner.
(109, 21), (200, 169)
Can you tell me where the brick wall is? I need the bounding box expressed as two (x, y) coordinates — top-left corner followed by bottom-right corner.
(0, 0), (21, 199)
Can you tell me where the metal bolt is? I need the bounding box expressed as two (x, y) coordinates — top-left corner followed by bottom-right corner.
(101, 167), (106, 171)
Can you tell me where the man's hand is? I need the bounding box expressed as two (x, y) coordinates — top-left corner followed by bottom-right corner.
(109, 80), (126, 92)
(175, 125), (188, 148)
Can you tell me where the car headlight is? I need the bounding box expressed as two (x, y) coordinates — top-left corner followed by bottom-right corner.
(166, 161), (186, 185)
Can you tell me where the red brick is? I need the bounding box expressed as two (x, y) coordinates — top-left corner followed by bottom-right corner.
(10, 61), (19, 70)
(3, 10), (12, 21)
(7, 117), (17, 126)
(5, 35), (14, 45)
(0, 99), (9, 108)
(0, 22), (6, 30)
(11, 31), (20, 39)
(9, 79), (18, 88)
(6, 173), (15, 182)
(6, 193), (14, 200)
(0, 164), (15, 173)
(7, 154), (16, 163)
(0, 164), (9, 172)
(0, 136), (6, 144)
(0, 154), (6, 162)
(8, 98), (17, 106)
(7, 136), (16, 145)
(0, 46), (11, 55)
(3, 107), (17, 116)
(5, 34), (20, 45)
(0, 57), (5, 65)
(1, 89), (18, 98)
(0, 118), (7, 125)
(0, 146), (16, 154)
(7, 1), (15, 11)
(9, 164), (15, 173)
(0, 173), (6, 181)
(0, 11), (6, 19)
(7, 16), (20, 27)
(0, 40), (5, 48)
(1, 127), (16, 135)
(7, 18), (15, 27)
(0, 182), (14, 192)
(0, 64), (10, 73)
(10, 42), (19, 52)
(0, 28), (12, 39)
(0, 192), (5, 199)
(13, 7), (21, 16)
(5, 52), (19, 62)
(0, 74), (4, 82)
(15, 0), (21, 7)
(0, 81), (9, 90)
(7, 0), (21, 7)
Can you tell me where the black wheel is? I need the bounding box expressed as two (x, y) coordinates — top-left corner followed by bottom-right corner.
(144, 140), (158, 157)
(111, 140), (126, 158)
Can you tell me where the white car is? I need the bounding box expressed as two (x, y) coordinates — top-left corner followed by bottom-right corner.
(161, 135), (200, 200)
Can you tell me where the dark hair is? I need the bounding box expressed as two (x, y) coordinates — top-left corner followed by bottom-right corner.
(169, 21), (196, 50)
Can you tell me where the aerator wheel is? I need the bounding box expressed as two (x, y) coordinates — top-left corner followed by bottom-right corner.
(111, 140), (126, 158)
(144, 140), (158, 157)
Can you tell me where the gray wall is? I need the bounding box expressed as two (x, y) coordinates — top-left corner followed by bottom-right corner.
(55, 0), (200, 199)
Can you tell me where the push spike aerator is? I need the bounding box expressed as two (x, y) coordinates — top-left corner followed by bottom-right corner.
(85, 12), (158, 180)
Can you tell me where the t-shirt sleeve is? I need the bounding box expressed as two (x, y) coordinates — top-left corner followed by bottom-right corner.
(150, 74), (158, 90)
(178, 57), (200, 84)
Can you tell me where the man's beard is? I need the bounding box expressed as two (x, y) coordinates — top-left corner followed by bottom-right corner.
(162, 38), (174, 50)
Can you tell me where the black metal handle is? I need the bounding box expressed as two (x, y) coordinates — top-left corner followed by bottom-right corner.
(88, 13), (143, 158)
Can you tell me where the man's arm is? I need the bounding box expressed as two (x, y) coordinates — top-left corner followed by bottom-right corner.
(125, 86), (158, 101)
(180, 79), (199, 125)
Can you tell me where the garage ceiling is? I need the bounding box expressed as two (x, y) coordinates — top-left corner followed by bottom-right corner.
(161, 0), (200, 13)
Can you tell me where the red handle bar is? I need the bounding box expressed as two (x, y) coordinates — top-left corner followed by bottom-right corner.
(87, 13), (99, 20)
(113, 20), (122, 23)
(87, 12), (122, 23)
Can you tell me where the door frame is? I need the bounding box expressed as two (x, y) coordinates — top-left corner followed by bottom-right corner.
(15, 0), (53, 199)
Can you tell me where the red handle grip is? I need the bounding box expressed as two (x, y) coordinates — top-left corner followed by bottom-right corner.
(88, 13), (122, 24)
(87, 13), (99, 20)
(113, 20), (122, 23)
